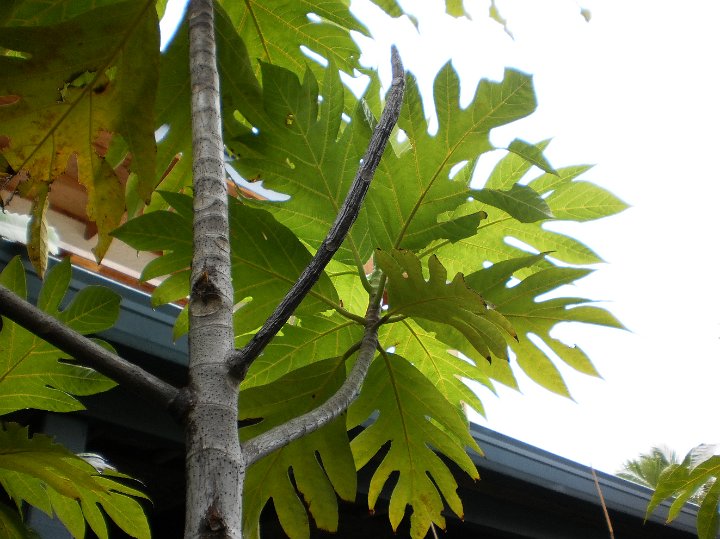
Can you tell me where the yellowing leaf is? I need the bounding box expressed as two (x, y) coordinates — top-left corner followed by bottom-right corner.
(0, 423), (149, 539)
(0, 1), (159, 264)
(26, 184), (49, 277)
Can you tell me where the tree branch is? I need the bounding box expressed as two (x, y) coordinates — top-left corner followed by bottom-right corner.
(0, 284), (181, 414)
(228, 46), (405, 380)
(241, 292), (382, 466)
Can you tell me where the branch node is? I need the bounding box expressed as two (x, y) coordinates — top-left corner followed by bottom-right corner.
(168, 386), (195, 422)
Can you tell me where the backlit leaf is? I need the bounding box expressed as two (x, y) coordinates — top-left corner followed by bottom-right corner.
(506, 138), (557, 175)
(0, 257), (117, 414)
(381, 319), (494, 415)
(0, 423), (149, 539)
(433, 158), (626, 279)
(219, 0), (369, 77)
(545, 180), (629, 221)
(474, 183), (554, 223)
(376, 249), (514, 361)
(0, 1), (159, 263)
(466, 258), (624, 396)
(229, 59), (371, 266)
(348, 354), (479, 538)
(365, 65), (537, 252)
(240, 358), (357, 539)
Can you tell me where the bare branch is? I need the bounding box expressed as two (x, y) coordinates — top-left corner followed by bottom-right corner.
(0, 284), (181, 413)
(228, 46), (405, 380)
(241, 293), (382, 466)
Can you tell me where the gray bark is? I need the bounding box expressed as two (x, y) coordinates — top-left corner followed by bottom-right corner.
(184, 1), (243, 537)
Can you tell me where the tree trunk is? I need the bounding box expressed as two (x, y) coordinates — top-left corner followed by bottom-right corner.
(181, 2), (404, 535)
(184, 1), (243, 537)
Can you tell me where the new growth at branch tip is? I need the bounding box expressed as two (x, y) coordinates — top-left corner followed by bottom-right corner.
(226, 48), (406, 381)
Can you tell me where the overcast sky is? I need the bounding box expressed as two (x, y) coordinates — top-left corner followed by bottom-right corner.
(163, 0), (720, 473)
(347, 0), (720, 473)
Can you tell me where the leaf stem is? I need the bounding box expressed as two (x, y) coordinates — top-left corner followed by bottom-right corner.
(380, 313), (407, 325)
(332, 305), (367, 325)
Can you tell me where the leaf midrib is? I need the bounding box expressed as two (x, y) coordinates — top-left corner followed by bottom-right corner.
(16, 0), (156, 176)
(393, 77), (532, 248)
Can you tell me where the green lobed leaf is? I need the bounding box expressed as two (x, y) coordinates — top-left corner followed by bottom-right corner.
(364, 65), (537, 253)
(465, 258), (624, 396)
(228, 58), (372, 266)
(376, 249), (514, 361)
(380, 319), (495, 415)
(485, 139), (552, 190)
(150, 270), (189, 308)
(0, 0), (130, 27)
(58, 286), (121, 334)
(327, 258), (374, 316)
(545, 180), (629, 221)
(0, 501), (38, 539)
(111, 210), (192, 252)
(648, 455), (720, 539)
(219, 0), (369, 77)
(0, 423), (149, 539)
(697, 479), (720, 539)
(240, 358), (357, 539)
(348, 354), (479, 539)
(433, 161), (623, 279)
(149, 4), (260, 212)
(37, 258), (72, 315)
(46, 488), (85, 538)
(139, 250), (190, 282)
(146, 15), (192, 211)
(506, 139), (557, 175)
(369, 0), (404, 18)
(0, 257), (117, 414)
(0, 1), (159, 263)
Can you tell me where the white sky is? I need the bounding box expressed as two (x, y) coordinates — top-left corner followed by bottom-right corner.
(163, 0), (720, 473)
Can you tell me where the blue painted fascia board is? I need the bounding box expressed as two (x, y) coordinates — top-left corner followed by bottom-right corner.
(0, 241), (188, 366)
(469, 423), (698, 533)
